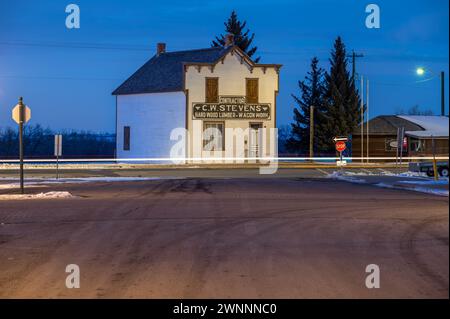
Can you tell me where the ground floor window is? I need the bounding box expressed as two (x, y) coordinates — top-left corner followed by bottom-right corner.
(123, 126), (130, 151)
(409, 138), (425, 152)
(203, 122), (224, 151)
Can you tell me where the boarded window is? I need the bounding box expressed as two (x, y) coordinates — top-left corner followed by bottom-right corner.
(246, 78), (259, 104)
(205, 78), (219, 103)
(123, 126), (130, 151)
(203, 122), (224, 151)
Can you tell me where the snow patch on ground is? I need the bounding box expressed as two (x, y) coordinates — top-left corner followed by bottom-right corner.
(388, 171), (428, 178)
(374, 183), (449, 197)
(339, 170), (429, 178)
(327, 171), (367, 184)
(0, 183), (47, 189)
(398, 179), (449, 186)
(328, 171), (448, 197)
(0, 191), (75, 200)
(0, 176), (184, 190)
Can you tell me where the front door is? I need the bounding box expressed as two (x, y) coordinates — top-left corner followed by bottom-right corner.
(249, 123), (263, 158)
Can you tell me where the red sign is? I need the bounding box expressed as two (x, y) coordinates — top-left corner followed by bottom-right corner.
(335, 141), (347, 152)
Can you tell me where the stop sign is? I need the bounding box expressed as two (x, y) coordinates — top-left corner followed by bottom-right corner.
(335, 141), (347, 152)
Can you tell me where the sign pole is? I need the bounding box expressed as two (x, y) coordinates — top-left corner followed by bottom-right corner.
(432, 135), (438, 181)
(56, 135), (59, 180)
(12, 97), (31, 194)
(19, 120), (24, 193)
(54, 134), (62, 179)
(18, 97), (24, 194)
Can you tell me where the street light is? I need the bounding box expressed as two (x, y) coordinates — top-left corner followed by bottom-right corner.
(416, 67), (425, 76)
(416, 68), (445, 181)
(416, 67), (445, 116)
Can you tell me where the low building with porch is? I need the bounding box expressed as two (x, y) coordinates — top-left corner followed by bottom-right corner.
(352, 115), (449, 159)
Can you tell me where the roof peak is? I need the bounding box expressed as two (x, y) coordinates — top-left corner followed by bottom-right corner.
(158, 46), (226, 55)
(112, 46), (233, 95)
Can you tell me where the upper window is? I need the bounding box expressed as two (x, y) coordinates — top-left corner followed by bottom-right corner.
(246, 78), (259, 104)
(205, 78), (219, 103)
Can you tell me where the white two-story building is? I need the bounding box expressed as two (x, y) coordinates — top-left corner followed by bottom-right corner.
(112, 36), (281, 162)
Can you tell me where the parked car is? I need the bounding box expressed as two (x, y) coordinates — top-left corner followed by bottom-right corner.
(409, 161), (449, 178)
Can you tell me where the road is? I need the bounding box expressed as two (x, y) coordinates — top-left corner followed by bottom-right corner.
(0, 176), (448, 298)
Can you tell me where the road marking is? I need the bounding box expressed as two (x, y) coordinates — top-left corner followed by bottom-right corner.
(316, 168), (329, 176)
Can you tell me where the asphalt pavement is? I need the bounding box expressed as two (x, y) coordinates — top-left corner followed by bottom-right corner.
(0, 176), (448, 298)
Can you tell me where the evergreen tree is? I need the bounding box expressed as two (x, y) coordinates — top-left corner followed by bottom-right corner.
(212, 10), (260, 62)
(287, 57), (325, 153)
(319, 37), (361, 152)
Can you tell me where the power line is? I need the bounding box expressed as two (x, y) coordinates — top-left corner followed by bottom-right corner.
(0, 41), (150, 51)
(0, 75), (121, 81)
(0, 41), (447, 61)
(0, 75), (439, 88)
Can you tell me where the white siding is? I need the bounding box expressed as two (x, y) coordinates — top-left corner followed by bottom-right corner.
(116, 92), (185, 160)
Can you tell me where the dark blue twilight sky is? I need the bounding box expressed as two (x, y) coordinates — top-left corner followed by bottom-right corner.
(0, 0), (448, 132)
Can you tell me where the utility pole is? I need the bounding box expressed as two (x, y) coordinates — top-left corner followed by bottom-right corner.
(395, 127), (400, 167)
(366, 79), (370, 163)
(348, 50), (364, 81)
(309, 105), (314, 160)
(360, 75), (364, 163)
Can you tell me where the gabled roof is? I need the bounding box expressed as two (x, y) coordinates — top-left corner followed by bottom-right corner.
(354, 115), (423, 135)
(112, 46), (233, 95)
(112, 45), (283, 96)
(353, 115), (449, 138)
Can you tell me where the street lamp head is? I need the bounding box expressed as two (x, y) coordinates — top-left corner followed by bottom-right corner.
(416, 67), (425, 76)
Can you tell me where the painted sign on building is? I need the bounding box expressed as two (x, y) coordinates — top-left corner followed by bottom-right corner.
(193, 96), (271, 120)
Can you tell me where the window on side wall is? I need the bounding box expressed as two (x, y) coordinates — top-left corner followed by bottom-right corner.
(123, 126), (130, 151)
(410, 138), (425, 152)
(246, 78), (259, 104)
(205, 78), (219, 103)
(203, 122), (224, 151)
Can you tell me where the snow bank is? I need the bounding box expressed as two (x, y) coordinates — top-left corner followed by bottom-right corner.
(328, 171), (448, 197)
(327, 171), (366, 184)
(398, 179), (449, 186)
(0, 191), (75, 200)
(337, 170), (429, 178)
(374, 183), (449, 197)
(0, 176), (184, 190)
(378, 171), (428, 178)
